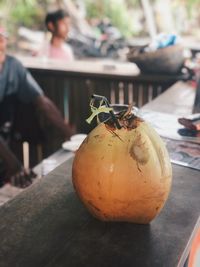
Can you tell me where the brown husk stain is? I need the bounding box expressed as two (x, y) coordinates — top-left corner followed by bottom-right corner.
(129, 134), (150, 165)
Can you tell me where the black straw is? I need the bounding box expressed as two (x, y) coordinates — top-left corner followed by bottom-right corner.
(91, 94), (121, 129)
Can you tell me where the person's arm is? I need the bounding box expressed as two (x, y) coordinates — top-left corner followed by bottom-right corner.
(16, 63), (75, 140)
(0, 137), (35, 188)
(34, 95), (75, 140)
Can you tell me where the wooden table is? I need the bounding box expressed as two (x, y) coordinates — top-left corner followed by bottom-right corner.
(0, 157), (199, 267)
(142, 81), (195, 116)
(0, 81), (199, 267)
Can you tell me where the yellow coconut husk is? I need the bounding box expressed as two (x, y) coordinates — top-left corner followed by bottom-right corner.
(72, 112), (172, 224)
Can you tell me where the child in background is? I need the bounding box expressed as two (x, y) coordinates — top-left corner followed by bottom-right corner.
(38, 9), (74, 61)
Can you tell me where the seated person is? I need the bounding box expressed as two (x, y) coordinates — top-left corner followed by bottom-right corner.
(0, 26), (74, 188)
(38, 9), (74, 61)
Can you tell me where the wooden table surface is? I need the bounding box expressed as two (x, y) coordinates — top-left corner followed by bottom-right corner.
(142, 81), (195, 116)
(0, 157), (199, 267)
(0, 81), (199, 267)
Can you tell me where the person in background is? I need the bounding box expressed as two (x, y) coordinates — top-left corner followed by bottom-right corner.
(0, 26), (75, 188)
(38, 9), (74, 61)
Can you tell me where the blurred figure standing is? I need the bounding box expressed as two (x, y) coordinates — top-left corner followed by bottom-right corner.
(38, 9), (74, 61)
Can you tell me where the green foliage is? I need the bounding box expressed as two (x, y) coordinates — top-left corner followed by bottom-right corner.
(85, 0), (135, 37)
(0, 0), (49, 29)
(126, 0), (140, 7)
(85, 1), (100, 18)
(11, 2), (40, 27)
(107, 1), (133, 37)
(186, 0), (200, 18)
(1, 0), (200, 39)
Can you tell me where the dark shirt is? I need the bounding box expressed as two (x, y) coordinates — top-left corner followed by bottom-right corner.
(0, 55), (43, 103)
(0, 55), (43, 127)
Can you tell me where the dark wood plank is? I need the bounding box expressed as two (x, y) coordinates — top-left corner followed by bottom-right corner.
(193, 77), (200, 113)
(142, 83), (149, 106)
(0, 157), (199, 267)
(132, 83), (140, 107)
(114, 82), (120, 104)
(123, 82), (130, 105)
(69, 78), (93, 133)
(94, 79), (112, 103)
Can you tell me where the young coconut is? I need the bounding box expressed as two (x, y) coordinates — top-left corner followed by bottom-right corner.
(72, 95), (172, 224)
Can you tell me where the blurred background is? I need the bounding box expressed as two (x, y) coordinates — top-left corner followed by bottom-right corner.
(1, 0), (200, 60)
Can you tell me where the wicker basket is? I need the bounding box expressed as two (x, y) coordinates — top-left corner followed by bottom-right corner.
(127, 44), (184, 74)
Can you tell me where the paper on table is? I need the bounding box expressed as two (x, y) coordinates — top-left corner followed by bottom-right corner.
(141, 110), (200, 144)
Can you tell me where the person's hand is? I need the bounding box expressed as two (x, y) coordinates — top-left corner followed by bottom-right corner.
(0, 137), (36, 188)
(10, 168), (37, 188)
(8, 168), (37, 188)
